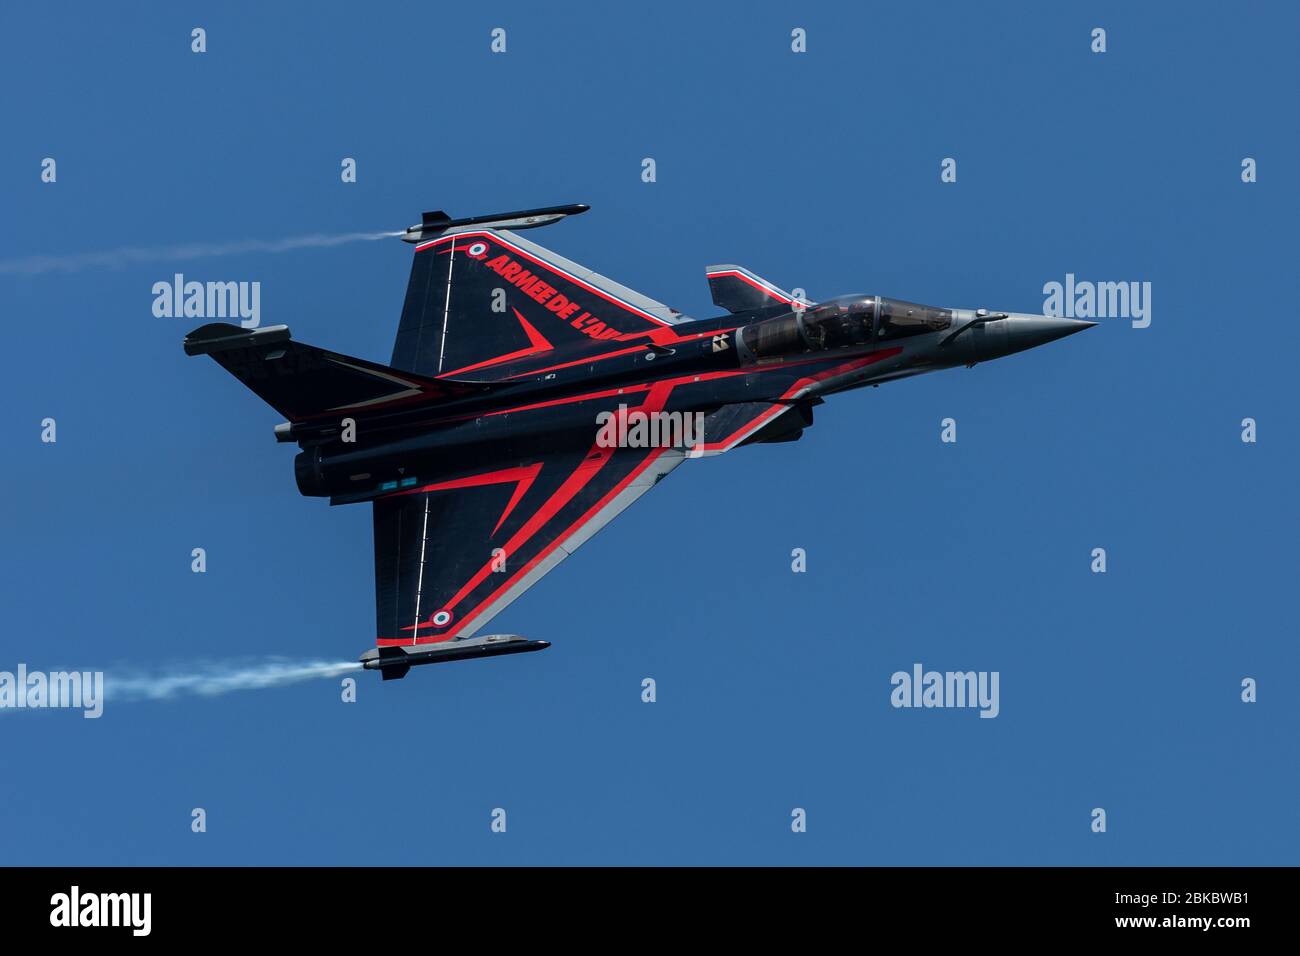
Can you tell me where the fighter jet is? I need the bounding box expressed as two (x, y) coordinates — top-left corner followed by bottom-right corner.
(184, 204), (1093, 679)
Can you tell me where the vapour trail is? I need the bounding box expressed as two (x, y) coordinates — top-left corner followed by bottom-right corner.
(0, 230), (405, 276)
(105, 659), (364, 702)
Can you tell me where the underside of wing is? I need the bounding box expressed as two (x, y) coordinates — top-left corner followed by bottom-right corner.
(372, 442), (687, 648)
(391, 226), (690, 380)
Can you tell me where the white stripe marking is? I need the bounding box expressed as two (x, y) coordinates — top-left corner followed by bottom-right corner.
(412, 497), (431, 645)
(437, 242), (455, 373)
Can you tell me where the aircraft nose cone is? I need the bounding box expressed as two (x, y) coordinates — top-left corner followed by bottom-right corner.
(1003, 315), (1096, 354)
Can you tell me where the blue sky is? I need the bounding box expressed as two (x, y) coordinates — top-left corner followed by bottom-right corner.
(1, 1), (1296, 864)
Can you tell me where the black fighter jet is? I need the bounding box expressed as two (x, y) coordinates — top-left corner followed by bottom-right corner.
(185, 204), (1093, 679)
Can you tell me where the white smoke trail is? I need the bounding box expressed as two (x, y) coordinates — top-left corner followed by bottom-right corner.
(0, 230), (405, 276)
(105, 658), (364, 702)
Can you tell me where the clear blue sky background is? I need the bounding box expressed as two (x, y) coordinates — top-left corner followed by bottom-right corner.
(2, 1), (1296, 865)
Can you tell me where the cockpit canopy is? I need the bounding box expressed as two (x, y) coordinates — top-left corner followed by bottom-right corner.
(739, 295), (953, 360)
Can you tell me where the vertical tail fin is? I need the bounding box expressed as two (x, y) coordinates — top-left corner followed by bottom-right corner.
(184, 322), (481, 423)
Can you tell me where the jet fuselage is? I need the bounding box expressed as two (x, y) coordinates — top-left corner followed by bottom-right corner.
(292, 296), (1093, 503)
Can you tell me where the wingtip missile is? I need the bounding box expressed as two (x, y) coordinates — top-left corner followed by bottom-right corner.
(359, 634), (551, 679)
(402, 203), (589, 243)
